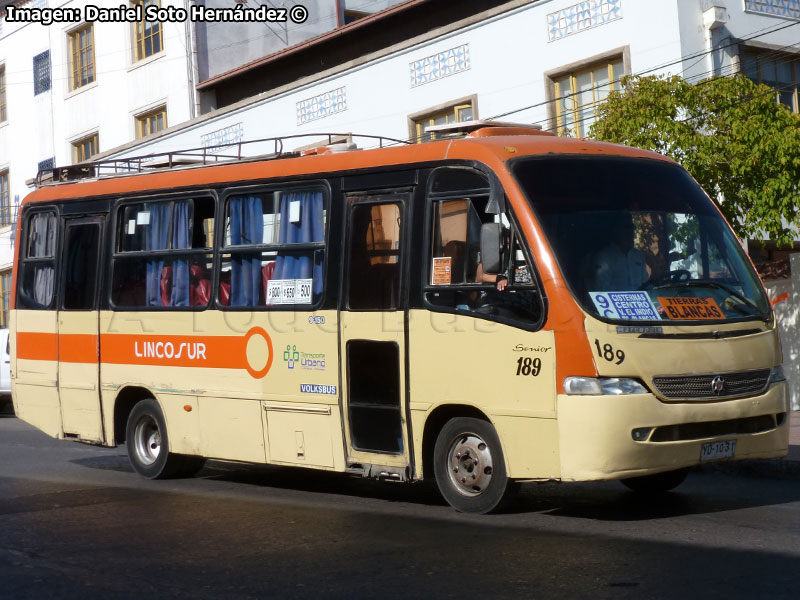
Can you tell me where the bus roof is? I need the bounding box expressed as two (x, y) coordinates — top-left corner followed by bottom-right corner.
(22, 129), (671, 207)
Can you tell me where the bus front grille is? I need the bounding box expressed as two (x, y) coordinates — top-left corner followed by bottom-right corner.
(648, 414), (781, 442)
(651, 369), (771, 400)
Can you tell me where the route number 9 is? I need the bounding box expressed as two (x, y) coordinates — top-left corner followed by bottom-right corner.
(594, 294), (615, 318)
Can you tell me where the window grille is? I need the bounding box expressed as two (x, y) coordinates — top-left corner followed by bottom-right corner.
(33, 51), (51, 95)
(38, 157), (55, 174)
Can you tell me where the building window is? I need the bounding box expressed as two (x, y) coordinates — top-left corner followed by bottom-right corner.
(0, 66), (6, 122)
(411, 101), (474, 143)
(33, 51), (51, 95)
(73, 134), (99, 162)
(0, 171), (9, 228)
(136, 106), (167, 138)
(553, 57), (625, 137)
(741, 50), (800, 113)
(133, 0), (163, 61)
(69, 25), (95, 90)
(0, 270), (10, 327)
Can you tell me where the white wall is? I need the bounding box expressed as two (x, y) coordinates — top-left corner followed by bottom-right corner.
(105, 0), (699, 157)
(677, 0), (800, 81)
(0, 0), (194, 270)
(765, 256), (800, 412)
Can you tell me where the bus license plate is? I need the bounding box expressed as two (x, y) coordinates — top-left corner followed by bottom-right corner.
(700, 440), (737, 461)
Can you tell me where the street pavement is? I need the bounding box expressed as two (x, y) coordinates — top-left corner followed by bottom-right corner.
(3, 409), (800, 599)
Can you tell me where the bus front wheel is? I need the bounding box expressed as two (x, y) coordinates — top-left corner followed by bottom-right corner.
(126, 399), (203, 479)
(433, 417), (518, 513)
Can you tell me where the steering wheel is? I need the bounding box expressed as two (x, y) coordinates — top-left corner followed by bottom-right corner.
(638, 269), (691, 290)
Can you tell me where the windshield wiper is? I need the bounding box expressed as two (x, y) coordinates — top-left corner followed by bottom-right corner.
(650, 279), (766, 318)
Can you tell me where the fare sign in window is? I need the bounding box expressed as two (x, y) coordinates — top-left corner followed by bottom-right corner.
(266, 279), (313, 305)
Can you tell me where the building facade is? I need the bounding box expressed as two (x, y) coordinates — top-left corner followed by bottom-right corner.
(0, 0), (200, 325)
(1, 0), (799, 405)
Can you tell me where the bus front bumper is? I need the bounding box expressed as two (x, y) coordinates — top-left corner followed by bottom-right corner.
(556, 382), (790, 482)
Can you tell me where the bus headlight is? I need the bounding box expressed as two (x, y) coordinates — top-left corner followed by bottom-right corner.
(564, 377), (649, 396)
(769, 365), (786, 384)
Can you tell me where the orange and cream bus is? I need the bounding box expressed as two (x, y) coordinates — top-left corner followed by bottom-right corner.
(10, 122), (789, 513)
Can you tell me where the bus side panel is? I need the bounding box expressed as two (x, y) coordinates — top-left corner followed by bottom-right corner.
(13, 310), (62, 438)
(58, 311), (102, 442)
(408, 309), (558, 479)
(100, 310), (344, 469)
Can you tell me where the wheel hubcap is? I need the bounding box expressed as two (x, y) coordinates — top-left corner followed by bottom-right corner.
(133, 415), (161, 466)
(447, 433), (494, 497)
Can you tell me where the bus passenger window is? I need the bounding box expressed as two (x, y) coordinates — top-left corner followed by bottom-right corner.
(111, 197), (214, 308)
(220, 188), (326, 308)
(347, 203), (402, 311)
(18, 211), (57, 309)
(63, 222), (101, 310)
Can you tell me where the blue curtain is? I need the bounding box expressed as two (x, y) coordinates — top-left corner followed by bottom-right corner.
(274, 191), (325, 297)
(145, 203), (171, 306)
(229, 196), (263, 306)
(169, 201), (190, 306)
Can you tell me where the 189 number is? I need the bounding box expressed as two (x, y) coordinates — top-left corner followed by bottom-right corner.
(594, 339), (625, 364)
(516, 356), (542, 376)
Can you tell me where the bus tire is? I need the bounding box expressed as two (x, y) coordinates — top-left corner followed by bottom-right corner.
(620, 468), (689, 494)
(433, 417), (518, 514)
(126, 399), (187, 480)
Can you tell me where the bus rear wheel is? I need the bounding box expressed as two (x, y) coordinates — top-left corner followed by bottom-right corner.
(126, 399), (203, 479)
(433, 417), (518, 514)
(620, 468), (689, 494)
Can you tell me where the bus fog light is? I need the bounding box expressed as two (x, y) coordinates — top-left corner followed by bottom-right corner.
(632, 427), (653, 442)
(564, 377), (648, 395)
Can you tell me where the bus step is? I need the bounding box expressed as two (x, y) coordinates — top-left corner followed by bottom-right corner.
(346, 463), (408, 482)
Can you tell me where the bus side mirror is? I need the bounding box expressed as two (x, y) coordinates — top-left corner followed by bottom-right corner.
(480, 223), (502, 274)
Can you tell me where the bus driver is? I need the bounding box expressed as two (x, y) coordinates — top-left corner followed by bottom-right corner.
(586, 214), (648, 292)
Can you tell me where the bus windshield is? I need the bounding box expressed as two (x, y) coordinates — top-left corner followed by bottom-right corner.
(512, 156), (770, 324)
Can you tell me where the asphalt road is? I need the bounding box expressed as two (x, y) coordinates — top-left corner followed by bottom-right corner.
(1, 413), (800, 599)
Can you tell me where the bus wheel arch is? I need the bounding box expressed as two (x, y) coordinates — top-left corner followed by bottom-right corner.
(116, 388), (204, 479)
(114, 386), (155, 446)
(422, 404), (490, 481)
(422, 405), (519, 514)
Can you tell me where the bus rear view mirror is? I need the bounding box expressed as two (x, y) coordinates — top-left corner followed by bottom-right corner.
(480, 223), (502, 274)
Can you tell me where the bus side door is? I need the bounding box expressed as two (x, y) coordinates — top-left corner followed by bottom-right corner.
(58, 216), (105, 442)
(339, 192), (411, 476)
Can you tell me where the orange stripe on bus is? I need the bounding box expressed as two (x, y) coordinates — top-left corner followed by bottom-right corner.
(14, 328), (274, 379)
(100, 334), (246, 369)
(17, 332), (59, 362)
(59, 334), (99, 363)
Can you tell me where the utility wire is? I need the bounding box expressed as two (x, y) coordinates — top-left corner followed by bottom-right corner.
(357, 21), (800, 149)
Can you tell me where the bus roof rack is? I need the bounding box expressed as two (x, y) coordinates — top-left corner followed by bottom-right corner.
(36, 132), (411, 187)
(424, 120), (545, 137)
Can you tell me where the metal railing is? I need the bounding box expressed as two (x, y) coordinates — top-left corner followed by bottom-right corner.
(36, 132), (411, 187)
